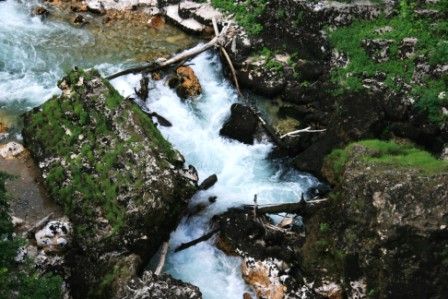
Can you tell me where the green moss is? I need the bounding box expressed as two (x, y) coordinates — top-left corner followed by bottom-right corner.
(326, 139), (448, 175)
(211, 0), (267, 35)
(328, 0), (448, 124)
(24, 69), (178, 238)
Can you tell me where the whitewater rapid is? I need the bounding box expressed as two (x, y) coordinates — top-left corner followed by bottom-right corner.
(111, 52), (319, 299)
(1, 1), (318, 297)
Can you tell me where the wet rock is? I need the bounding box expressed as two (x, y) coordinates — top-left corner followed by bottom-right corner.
(173, 66), (202, 99)
(32, 6), (50, 18)
(362, 39), (394, 62)
(135, 75), (150, 100)
(123, 270), (202, 298)
(0, 142), (25, 159)
(147, 14), (165, 29)
(22, 69), (197, 298)
(198, 174), (217, 190)
(71, 3), (88, 13)
(241, 257), (286, 299)
(73, 14), (88, 25)
(219, 104), (259, 145)
(399, 37), (417, 59)
(35, 218), (72, 253)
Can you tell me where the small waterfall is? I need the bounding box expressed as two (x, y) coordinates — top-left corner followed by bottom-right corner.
(111, 52), (319, 299)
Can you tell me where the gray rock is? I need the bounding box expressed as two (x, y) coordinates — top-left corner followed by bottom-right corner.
(124, 271), (202, 299)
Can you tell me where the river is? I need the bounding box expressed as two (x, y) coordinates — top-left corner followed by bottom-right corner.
(0, 1), (318, 298)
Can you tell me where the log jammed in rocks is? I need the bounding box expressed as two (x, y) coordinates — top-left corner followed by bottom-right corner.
(107, 22), (234, 80)
(243, 198), (328, 218)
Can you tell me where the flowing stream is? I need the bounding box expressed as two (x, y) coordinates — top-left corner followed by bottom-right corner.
(1, 1), (318, 298)
(111, 52), (319, 298)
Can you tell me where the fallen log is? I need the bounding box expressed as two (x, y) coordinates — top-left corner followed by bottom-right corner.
(174, 228), (220, 252)
(155, 241), (169, 275)
(107, 23), (232, 81)
(243, 198), (328, 218)
(280, 127), (327, 139)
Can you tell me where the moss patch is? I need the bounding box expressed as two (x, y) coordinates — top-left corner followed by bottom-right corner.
(328, 0), (448, 124)
(326, 139), (448, 178)
(211, 0), (267, 35)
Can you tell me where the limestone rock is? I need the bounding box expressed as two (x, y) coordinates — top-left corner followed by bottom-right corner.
(399, 37), (417, 59)
(32, 6), (50, 18)
(362, 39), (394, 62)
(174, 66), (202, 99)
(303, 142), (448, 298)
(35, 218), (72, 253)
(123, 271), (202, 299)
(241, 257), (286, 299)
(0, 142), (25, 159)
(165, 4), (205, 34)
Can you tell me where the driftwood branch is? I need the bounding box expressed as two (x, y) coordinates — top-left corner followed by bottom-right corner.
(26, 213), (53, 239)
(107, 24), (232, 80)
(174, 228), (220, 252)
(155, 242), (169, 275)
(243, 198), (328, 217)
(212, 16), (243, 96)
(280, 127), (327, 139)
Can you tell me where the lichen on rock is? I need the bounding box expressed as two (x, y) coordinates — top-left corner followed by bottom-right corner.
(22, 68), (198, 298)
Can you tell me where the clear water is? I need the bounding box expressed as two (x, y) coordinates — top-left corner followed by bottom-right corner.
(1, 1), (319, 297)
(110, 52), (319, 299)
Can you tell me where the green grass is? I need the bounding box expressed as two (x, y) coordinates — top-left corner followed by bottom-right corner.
(211, 0), (267, 35)
(0, 172), (63, 299)
(328, 0), (448, 124)
(326, 139), (448, 176)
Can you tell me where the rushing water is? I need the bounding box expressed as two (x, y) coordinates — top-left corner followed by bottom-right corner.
(111, 52), (319, 298)
(2, 1), (319, 298)
(0, 0), (196, 134)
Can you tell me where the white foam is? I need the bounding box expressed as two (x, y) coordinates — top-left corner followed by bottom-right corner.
(109, 52), (319, 298)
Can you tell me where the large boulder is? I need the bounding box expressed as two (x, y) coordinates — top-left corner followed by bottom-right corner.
(219, 104), (259, 145)
(302, 140), (448, 298)
(22, 69), (197, 298)
(123, 270), (202, 299)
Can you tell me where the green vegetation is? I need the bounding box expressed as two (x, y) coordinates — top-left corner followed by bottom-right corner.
(25, 69), (176, 238)
(328, 0), (448, 124)
(211, 0), (267, 35)
(0, 172), (63, 299)
(326, 139), (448, 177)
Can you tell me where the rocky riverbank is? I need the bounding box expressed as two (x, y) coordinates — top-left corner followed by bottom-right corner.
(215, 140), (448, 298)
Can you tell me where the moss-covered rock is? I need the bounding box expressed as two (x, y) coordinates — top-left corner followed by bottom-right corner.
(22, 68), (197, 298)
(302, 140), (448, 298)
